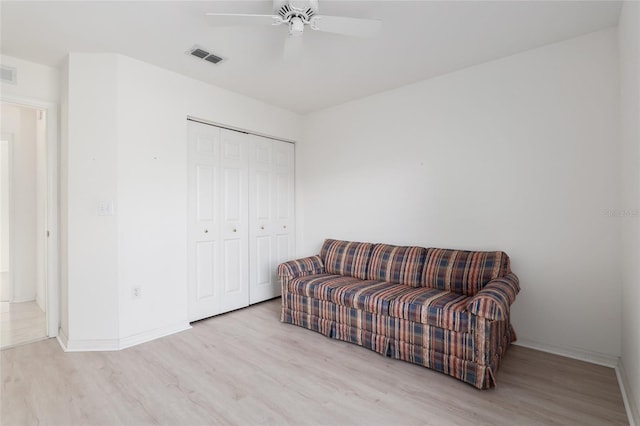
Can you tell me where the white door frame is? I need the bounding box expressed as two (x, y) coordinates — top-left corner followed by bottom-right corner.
(1, 95), (59, 338)
(0, 133), (14, 303)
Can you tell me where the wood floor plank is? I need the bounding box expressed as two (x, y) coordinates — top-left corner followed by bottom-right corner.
(0, 299), (628, 425)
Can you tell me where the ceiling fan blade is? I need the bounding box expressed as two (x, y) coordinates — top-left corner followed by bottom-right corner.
(308, 0), (320, 14)
(205, 13), (279, 27)
(283, 35), (304, 62)
(273, 0), (288, 14)
(311, 15), (381, 37)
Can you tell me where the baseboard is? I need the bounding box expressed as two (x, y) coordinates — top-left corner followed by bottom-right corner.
(118, 322), (192, 350)
(56, 328), (69, 351)
(11, 297), (37, 304)
(58, 322), (191, 352)
(617, 360), (640, 426)
(513, 338), (619, 367)
(61, 336), (121, 351)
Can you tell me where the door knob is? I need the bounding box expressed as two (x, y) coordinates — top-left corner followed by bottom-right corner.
(283, 225), (287, 229)
(260, 225), (264, 230)
(233, 228), (237, 233)
(204, 229), (209, 233)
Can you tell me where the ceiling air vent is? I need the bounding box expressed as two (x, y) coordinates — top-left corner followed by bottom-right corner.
(187, 45), (225, 65)
(0, 65), (17, 84)
(204, 54), (223, 64)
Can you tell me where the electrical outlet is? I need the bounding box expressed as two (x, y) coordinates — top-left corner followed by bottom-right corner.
(132, 286), (142, 299)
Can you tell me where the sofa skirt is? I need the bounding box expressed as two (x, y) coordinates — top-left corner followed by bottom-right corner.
(281, 294), (514, 389)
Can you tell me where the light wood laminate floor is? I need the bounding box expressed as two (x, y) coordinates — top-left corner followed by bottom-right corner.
(1, 301), (47, 349)
(1, 299), (628, 425)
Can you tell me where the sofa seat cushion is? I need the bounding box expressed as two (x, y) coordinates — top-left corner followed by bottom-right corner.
(388, 287), (471, 333)
(320, 239), (373, 280)
(288, 274), (409, 315)
(367, 244), (427, 286)
(288, 274), (359, 300)
(331, 280), (416, 314)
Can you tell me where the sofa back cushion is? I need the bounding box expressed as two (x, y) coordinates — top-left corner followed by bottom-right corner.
(320, 239), (373, 280)
(367, 244), (427, 286)
(422, 248), (511, 296)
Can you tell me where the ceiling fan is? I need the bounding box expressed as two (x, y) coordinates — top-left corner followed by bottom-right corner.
(205, 0), (381, 59)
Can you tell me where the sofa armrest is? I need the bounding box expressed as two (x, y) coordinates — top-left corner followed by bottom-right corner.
(278, 255), (325, 279)
(467, 273), (520, 321)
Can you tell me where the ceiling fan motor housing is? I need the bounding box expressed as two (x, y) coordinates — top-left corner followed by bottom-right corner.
(277, 1), (317, 35)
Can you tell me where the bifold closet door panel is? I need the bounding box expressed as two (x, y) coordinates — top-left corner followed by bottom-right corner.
(187, 121), (222, 322)
(249, 136), (295, 304)
(219, 129), (250, 313)
(188, 122), (250, 321)
(273, 140), (295, 293)
(248, 136), (274, 304)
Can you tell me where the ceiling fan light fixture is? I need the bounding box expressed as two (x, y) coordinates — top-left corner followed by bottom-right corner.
(289, 16), (304, 35)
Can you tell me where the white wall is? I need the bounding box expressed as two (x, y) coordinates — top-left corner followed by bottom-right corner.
(61, 53), (301, 348)
(299, 29), (621, 359)
(65, 54), (120, 342)
(618, 2), (640, 423)
(0, 104), (38, 303)
(1, 55), (59, 103)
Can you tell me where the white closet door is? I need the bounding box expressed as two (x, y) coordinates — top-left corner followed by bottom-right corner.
(187, 121), (222, 321)
(219, 129), (250, 312)
(189, 120), (293, 320)
(249, 136), (295, 304)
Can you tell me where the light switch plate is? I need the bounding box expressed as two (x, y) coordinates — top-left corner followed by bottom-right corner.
(98, 201), (114, 216)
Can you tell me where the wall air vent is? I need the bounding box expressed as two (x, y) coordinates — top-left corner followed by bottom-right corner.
(187, 45), (225, 65)
(0, 65), (17, 84)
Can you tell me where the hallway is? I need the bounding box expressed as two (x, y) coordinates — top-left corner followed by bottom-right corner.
(1, 301), (46, 349)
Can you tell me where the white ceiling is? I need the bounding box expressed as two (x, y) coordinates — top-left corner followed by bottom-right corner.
(1, 1), (622, 114)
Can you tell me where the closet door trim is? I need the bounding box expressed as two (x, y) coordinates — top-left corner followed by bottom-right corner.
(187, 117), (296, 145)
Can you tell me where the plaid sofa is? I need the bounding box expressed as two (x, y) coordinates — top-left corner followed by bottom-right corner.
(277, 239), (520, 389)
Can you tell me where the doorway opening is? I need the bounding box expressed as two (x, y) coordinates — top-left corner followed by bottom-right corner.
(1, 101), (51, 348)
